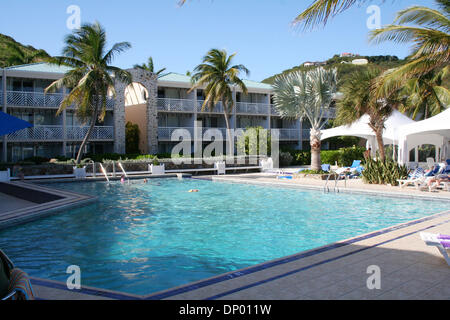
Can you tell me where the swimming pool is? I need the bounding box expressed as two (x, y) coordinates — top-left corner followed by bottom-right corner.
(0, 178), (448, 295)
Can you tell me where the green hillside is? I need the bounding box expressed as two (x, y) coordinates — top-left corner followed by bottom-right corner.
(0, 33), (50, 68)
(262, 55), (406, 87)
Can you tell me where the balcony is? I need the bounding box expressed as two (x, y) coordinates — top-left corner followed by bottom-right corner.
(7, 126), (114, 142)
(197, 100), (224, 113)
(276, 129), (301, 141)
(158, 127), (301, 142)
(8, 126), (64, 142)
(4, 91), (115, 110)
(157, 98), (195, 112)
(236, 102), (270, 115)
(66, 126), (114, 141)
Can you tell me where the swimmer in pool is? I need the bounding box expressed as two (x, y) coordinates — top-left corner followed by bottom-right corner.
(143, 179), (148, 183)
(120, 175), (125, 184)
(188, 189), (199, 193)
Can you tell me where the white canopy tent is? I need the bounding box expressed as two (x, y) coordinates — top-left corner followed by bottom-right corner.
(320, 110), (415, 156)
(397, 108), (450, 165)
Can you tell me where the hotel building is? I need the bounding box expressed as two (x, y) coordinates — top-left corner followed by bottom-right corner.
(0, 63), (335, 162)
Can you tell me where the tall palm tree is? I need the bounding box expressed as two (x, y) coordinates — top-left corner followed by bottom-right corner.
(397, 68), (450, 120)
(45, 22), (132, 164)
(272, 68), (337, 170)
(369, 1), (450, 99)
(133, 56), (167, 77)
(336, 67), (399, 161)
(189, 49), (249, 153)
(6, 42), (49, 67)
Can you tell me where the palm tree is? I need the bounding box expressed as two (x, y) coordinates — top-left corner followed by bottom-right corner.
(336, 67), (399, 161)
(6, 42), (49, 66)
(45, 22), (132, 164)
(397, 68), (450, 120)
(369, 1), (450, 99)
(189, 49), (249, 153)
(133, 56), (167, 77)
(272, 68), (337, 170)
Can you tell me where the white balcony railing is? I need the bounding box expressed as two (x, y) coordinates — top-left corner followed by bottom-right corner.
(236, 102), (270, 115)
(277, 129), (301, 141)
(158, 127), (301, 141)
(66, 126), (114, 141)
(8, 126), (64, 141)
(270, 105), (336, 118)
(158, 127), (194, 140)
(196, 100), (224, 113)
(157, 98), (195, 112)
(7, 125), (114, 142)
(5, 91), (115, 110)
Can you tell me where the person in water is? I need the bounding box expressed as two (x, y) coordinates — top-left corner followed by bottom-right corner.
(189, 189), (199, 193)
(120, 175), (125, 184)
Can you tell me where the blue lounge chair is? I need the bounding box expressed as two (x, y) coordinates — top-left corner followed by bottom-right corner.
(321, 164), (331, 172)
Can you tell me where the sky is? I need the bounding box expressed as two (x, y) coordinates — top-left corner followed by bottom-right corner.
(0, 0), (439, 81)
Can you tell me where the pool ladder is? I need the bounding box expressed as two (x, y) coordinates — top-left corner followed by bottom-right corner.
(118, 162), (130, 183)
(99, 163), (110, 183)
(323, 173), (347, 193)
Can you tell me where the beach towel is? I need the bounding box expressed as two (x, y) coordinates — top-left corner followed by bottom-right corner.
(7, 269), (35, 300)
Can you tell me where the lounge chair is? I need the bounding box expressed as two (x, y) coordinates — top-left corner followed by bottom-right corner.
(321, 164), (331, 172)
(398, 167), (425, 188)
(0, 250), (34, 300)
(420, 232), (450, 266)
(415, 164), (447, 191)
(334, 160), (363, 175)
(426, 157), (435, 170)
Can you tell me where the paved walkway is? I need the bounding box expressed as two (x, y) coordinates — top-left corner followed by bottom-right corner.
(0, 193), (34, 213)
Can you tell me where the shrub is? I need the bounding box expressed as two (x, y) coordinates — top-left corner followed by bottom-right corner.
(125, 122), (140, 154)
(23, 156), (50, 164)
(236, 126), (271, 155)
(320, 150), (340, 166)
(362, 158), (408, 186)
(279, 151), (293, 167)
(338, 146), (365, 167)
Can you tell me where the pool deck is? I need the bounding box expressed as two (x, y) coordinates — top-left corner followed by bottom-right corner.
(27, 173), (450, 300)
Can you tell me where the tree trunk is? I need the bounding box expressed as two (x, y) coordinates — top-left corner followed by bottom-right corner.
(223, 109), (233, 158)
(375, 126), (385, 162)
(310, 128), (322, 171)
(76, 107), (99, 165)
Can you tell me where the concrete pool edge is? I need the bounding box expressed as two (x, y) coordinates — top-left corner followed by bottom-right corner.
(0, 181), (96, 230)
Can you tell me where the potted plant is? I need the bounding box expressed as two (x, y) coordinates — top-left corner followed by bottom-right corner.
(150, 158), (165, 175)
(73, 163), (87, 179)
(0, 167), (10, 182)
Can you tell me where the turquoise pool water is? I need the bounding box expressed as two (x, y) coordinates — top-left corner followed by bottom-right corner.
(0, 178), (448, 295)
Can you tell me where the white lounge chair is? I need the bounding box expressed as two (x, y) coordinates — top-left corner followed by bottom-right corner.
(426, 157), (435, 170)
(398, 167), (425, 188)
(420, 232), (450, 266)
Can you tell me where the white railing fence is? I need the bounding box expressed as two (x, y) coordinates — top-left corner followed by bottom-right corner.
(7, 126), (113, 141)
(5, 91), (114, 110)
(157, 98), (195, 112)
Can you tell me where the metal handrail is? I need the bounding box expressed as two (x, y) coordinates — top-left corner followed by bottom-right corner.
(99, 163), (110, 183)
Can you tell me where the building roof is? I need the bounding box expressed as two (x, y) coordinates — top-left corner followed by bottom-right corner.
(5, 66), (273, 91)
(158, 72), (191, 83)
(158, 72), (272, 91)
(5, 62), (73, 74)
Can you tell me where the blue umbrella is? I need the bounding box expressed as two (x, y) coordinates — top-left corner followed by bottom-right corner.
(0, 111), (33, 136)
